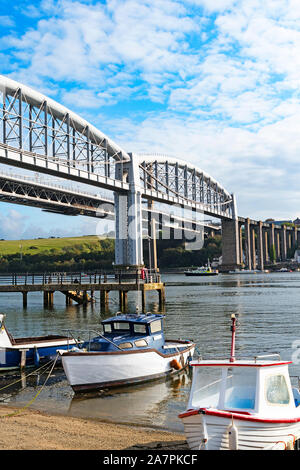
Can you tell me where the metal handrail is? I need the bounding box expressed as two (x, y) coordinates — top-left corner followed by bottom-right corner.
(63, 328), (122, 351)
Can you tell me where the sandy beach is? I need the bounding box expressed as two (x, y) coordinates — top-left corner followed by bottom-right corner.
(0, 405), (188, 450)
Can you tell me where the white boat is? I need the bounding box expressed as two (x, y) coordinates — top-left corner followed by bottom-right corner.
(59, 313), (195, 392)
(179, 315), (300, 450)
(185, 260), (218, 276)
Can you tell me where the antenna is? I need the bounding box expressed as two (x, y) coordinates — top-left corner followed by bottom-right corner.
(230, 314), (236, 363)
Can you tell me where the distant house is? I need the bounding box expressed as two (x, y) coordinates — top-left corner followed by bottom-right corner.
(294, 250), (300, 263)
(293, 218), (300, 226)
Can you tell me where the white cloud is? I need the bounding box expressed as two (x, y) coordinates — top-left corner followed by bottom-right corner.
(1, 0), (300, 223)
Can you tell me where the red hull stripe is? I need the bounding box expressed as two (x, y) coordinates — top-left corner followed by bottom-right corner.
(179, 407), (300, 424)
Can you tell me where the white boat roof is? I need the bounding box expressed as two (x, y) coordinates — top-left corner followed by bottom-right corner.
(191, 359), (292, 368)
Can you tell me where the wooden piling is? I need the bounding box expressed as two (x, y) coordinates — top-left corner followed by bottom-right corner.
(22, 291), (28, 308)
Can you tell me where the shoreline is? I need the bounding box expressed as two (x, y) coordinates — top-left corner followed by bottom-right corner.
(0, 404), (188, 450)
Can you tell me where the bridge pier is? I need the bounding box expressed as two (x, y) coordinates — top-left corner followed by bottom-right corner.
(220, 218), (241, 272)
(220, 194), (241, 272)
(257, 221), (264, 271)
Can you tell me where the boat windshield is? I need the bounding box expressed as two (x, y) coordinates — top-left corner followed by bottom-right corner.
(189, 367), (223, 409)
(189, 366), (257, 411)
(223, 367), (257, 411)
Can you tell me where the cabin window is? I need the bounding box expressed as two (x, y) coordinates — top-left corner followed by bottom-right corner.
(150, 320), (162, 334)
(189, 367), (223, 409)
(119, 342), (133, 349)
(133, 324), (147, 334)
(113, 322), (130, 331)
(135, 339), (148, 347)
(265, 375), (290, 405)
(223, 367), (256, 410)
(103, 324), (112, 333)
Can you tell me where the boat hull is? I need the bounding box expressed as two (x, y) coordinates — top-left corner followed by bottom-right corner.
(0, 340), (77, 370)
(180, 411), (300, 450)
(61, 344), (195, 392)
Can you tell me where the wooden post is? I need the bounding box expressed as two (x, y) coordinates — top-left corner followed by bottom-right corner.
(141, 289), (146, 312)
(20, 349), (29, 369)
(43, 290), (49, 307)
(22, 291), (28, 308)
(48, 291), (54, 307)
(100, 290), (109, 310)
(158, 286), (166, 308)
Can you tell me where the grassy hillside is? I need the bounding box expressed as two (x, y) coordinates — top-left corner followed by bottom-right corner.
(0, 234), (222, 273)
(0, 235), (100, 256)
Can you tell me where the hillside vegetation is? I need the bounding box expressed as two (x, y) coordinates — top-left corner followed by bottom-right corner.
(0, 234), (222, 273)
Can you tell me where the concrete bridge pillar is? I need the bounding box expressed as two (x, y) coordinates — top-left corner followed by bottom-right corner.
(263, 228), (269, 265)
(251, 225), (257, 269)
(268, 223), (276, 264)
(221, 194), (241, 271)
(257, 221), (264, 271)
(280, 225), (287, 261)
(292, 226), (298, 250)
(114, 155), (144, 268)
(276, 229), (281, 261)
(244, 218), (252, 270)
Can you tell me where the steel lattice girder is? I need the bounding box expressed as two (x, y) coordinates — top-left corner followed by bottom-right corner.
(0, 75), (130, 192)
(137, 154), (233, 219)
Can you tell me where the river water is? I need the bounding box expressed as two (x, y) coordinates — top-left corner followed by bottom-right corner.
(1, 272), (300, 433)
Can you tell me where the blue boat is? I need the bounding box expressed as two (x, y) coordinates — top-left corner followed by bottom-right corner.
(59, 312), (196, 392)
(0, 314), (78, 370)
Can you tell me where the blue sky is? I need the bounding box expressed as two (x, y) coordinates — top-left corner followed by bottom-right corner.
(0, 0), (299, 239)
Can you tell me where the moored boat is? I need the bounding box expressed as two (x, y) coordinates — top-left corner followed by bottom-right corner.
(184, 261), (218, 276)
(59, 312), (195, 392)
(179, 315), (300, 450)
(0, 314), (78, 370)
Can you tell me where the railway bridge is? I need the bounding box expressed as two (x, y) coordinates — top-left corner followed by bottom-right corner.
(0, 75), (297, 274)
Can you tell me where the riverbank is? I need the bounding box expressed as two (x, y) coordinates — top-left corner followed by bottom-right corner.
(0, 405), (187, 450)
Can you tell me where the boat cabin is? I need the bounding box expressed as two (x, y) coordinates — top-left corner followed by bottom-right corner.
(86, 313), (166, 352)
(188, 357), (300, 418)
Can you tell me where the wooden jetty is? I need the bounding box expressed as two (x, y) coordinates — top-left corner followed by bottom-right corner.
(0, 270), (165, 311)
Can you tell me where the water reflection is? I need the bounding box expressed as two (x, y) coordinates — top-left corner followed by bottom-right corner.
(68, 371), (192, 431)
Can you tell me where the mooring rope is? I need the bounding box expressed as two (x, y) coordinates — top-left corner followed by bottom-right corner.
(0, 353), (59, 419)
(0, 357), (56, 393)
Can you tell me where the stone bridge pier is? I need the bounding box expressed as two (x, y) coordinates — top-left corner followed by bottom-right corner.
(221, 215), (299, 272)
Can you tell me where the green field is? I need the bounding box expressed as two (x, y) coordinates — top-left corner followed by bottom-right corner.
(0, 235), (101, 256)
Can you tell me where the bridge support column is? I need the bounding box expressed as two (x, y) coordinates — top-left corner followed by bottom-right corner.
(257, 221), (264, 271)
(244, 218), (252, 270)
(268, 223), (276, 264)
(263, 228), (269, 265)
(276, 230), (281, 261)
(280, 225), (287, 261)
(292, 226), (298, 250)
(220, 195), (241, 271)
(114, 155), (144, 268)
(251, 225), (257, 269)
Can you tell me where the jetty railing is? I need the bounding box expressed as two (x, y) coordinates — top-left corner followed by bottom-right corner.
(0, 269), (161, 287)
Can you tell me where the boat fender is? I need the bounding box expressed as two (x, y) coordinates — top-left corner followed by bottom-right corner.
(34, 347), (40, 367)
(180, 354), (185, 367)
(227, 419), (238, 450)
(287, 435), (296, 450)
(170, 359), (182, 370)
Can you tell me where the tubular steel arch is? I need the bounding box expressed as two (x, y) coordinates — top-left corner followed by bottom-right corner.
(136, 153), (234, 219)
(0, 75), (130, 190)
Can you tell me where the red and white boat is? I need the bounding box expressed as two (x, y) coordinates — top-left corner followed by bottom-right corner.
(179, 315), (300, 450)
